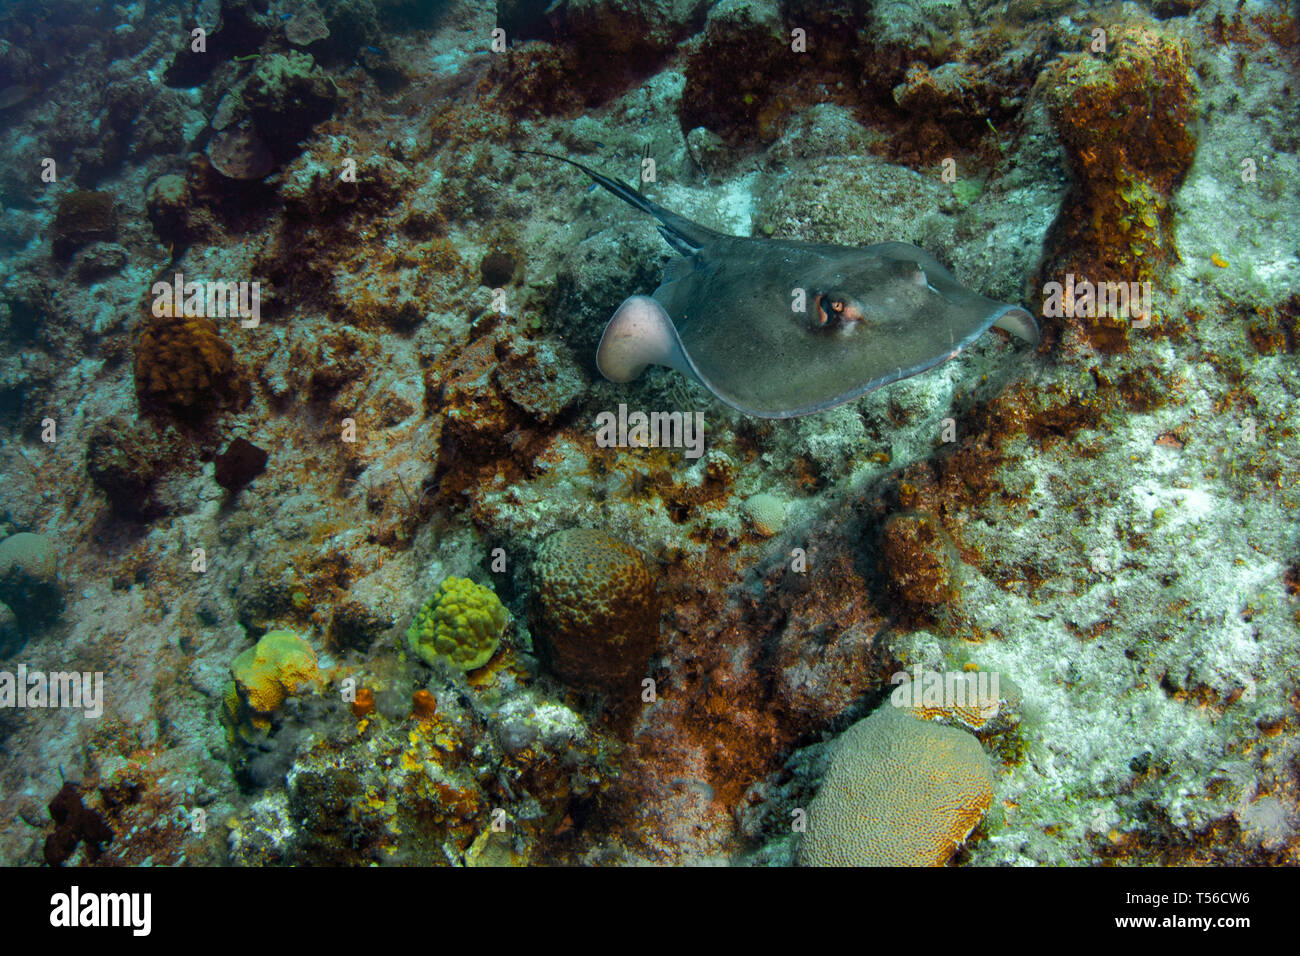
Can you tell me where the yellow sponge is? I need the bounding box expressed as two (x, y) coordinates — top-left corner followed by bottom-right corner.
(407, 577), (508, 671)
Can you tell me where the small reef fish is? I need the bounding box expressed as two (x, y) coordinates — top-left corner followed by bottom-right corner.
(519, 150), (1039, 419)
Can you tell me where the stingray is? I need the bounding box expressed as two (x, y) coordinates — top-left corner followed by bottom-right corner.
(520, 150), (1039, 419)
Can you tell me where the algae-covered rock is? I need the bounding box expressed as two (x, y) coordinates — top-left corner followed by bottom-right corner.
(0, 600), (21, 657)
(72, 242), (128, 282)
(880, 510), (960, 614)
(561, 0), (710, 55)
(1, 272), (52, 341)
(146, 173), (212, 244)
(680, 0), (788, 142)
(241, 51), (338, 162)
(85, 416), (183, 519)
(1035, 21), (1197, 351)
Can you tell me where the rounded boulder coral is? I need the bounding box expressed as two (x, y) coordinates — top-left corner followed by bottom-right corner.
(53, 189), (117, 261)
(134, 308), (249, 420)
(744, 492), (786, 537)
(529, 528), (660, 693)
(407, 576), (508, 671)
(798, 705), (994, 866)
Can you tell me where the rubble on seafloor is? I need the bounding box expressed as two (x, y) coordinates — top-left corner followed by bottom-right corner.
(0, 0), (1297, 866)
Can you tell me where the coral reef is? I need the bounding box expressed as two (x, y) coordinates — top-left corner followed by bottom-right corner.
(0, 0), (1297, 874)
(406, 577), (509, 671)
(0, 602), (20, 657)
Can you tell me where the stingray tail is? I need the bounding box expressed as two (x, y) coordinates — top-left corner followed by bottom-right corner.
(513, 149), (723, 253)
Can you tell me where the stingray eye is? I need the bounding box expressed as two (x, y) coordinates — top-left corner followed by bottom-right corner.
(826, 294), (866, 325)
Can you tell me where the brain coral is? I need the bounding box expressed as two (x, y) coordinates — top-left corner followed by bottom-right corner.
(0, 532), (60, 627)
(744, 492), (786, 537)
(407, 576), (508, 671)
(798, 705), (994, 866)
(134, 310), (249, 420)
(530, 528), (660, 693)
(225, 629), (321, 734)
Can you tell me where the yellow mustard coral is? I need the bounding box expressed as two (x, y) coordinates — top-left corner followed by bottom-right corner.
(225, 629), (321, 733)
(407, 577), (507, 671)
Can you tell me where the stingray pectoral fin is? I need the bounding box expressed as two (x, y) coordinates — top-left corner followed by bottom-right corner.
(992, 306), (1040, 346)
(596, 295), (693, 383)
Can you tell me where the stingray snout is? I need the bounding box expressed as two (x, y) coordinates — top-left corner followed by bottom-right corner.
(596, 295), (693, 383)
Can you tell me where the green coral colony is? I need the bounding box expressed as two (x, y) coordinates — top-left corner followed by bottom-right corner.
(406, 577), (509, 671)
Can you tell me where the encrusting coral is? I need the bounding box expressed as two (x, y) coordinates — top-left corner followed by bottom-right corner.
(222, 629), (321, 738)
